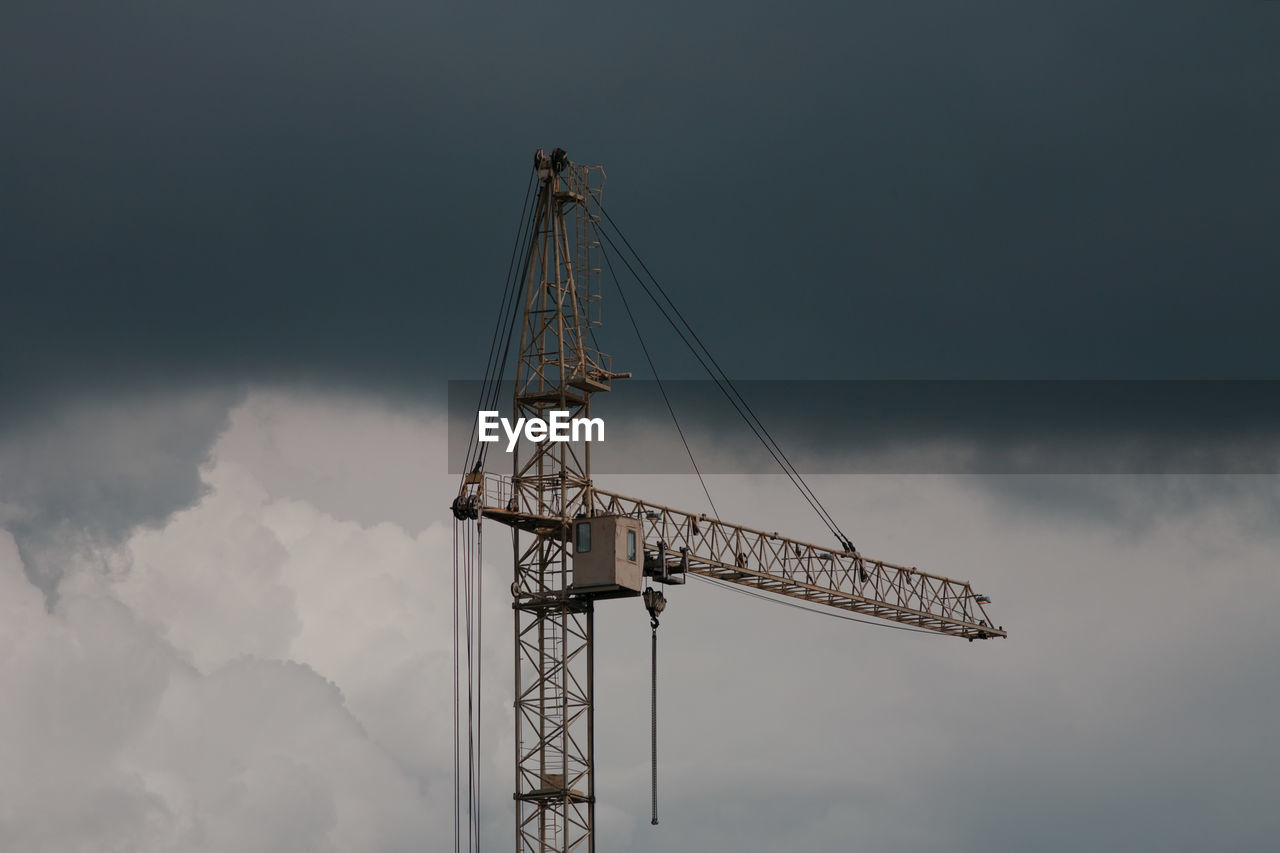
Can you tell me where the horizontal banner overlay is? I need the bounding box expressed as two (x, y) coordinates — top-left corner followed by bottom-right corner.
(448, 380), (1280, 475)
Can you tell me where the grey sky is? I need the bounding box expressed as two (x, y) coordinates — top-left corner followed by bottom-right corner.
(3, 2), (1279, 851)
(4, 1), (1279, 413)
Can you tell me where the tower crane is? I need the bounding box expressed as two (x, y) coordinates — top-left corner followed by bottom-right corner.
(452, 149), (1007, 853)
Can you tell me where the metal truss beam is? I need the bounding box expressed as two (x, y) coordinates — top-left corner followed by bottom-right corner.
(479, 478), (1004, 641)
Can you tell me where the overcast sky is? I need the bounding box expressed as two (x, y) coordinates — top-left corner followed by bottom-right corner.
(3, 2), (1279, 851)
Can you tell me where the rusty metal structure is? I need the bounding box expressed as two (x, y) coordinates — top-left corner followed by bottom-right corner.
(453, 149), (1006, 853)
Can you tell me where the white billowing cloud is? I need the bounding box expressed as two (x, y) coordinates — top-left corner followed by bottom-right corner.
(209, 389), (444, 532)
(123, 656), (427, 853)
(0, 525), (431, 852)
(114, 389), (481, 789)
(115, 461), (297, 670)
(0, 532), (179, 851)
(3, 386), (1279, 852)
(588, 471), (1280, 853)
(0, 389), (468, 852)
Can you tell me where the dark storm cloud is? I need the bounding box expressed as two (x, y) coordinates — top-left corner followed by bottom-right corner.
(0, 385), (241, 598)
(3, 1), (1278, 413)
(449, 379), (1280, 474)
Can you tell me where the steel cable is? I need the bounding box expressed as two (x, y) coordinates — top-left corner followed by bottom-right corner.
(463, 173), (539, 480)
(590, 201), (856, 551)
(650, 624), (659, 826)
(597, 231), (721, 521)
(594, 224), (846, 545)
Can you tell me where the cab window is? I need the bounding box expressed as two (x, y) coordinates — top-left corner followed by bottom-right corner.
(576, 521), (591, 553)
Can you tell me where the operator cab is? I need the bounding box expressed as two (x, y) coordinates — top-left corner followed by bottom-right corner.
(570, 515), (643, 599)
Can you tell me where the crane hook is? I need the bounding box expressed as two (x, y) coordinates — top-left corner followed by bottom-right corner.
(642, 586), (666, 629)
(642, 586), (666, 827)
